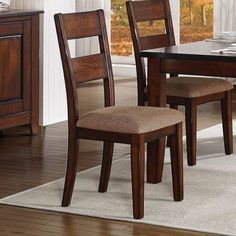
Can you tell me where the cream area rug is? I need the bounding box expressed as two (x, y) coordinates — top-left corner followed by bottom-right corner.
(1, 123), (236, 236)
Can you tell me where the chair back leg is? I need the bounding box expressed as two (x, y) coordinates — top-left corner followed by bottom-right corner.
(221, 90), (233, 155)
(62, 134), (79, 207)
(185, 99), (197, 166)
(99, 141), (114, 193)
(147, 138), (166, 183)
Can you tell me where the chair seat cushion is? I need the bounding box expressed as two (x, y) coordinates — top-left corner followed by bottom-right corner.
(167, 77), (233, 98)
(77, 106), (183, 134)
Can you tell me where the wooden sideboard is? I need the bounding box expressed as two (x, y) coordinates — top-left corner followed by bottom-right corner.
(0, 10), (43, 134)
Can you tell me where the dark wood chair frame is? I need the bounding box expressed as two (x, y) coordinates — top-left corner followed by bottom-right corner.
(54, 9), (183, 219)
(126, 0), (233, 167)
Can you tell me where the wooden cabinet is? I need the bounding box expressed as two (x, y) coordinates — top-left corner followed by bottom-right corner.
(0, 10), (43, 133)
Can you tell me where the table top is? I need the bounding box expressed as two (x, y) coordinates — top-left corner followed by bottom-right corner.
(141, 41), (236, 62)
(0, 9), (44, 18)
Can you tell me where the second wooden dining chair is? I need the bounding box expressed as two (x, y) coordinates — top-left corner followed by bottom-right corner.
(126, 0), (233, 167)
(54, 9), (184, 219)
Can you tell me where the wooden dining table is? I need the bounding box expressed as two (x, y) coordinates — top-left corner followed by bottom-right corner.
(140, 40), (235, 183)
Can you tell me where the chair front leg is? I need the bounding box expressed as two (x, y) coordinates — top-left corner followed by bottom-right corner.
(221, 90), (233, 155)
(99, 141), (114, 193)
(147, 138), (165, 183)
(131, 135), (145, 219)
(169, 122), (184, 201)
(185, 99), (197, 166)
(62, 131), (79, 207)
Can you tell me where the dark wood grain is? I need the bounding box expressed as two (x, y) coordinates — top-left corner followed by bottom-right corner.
(0, 10), (43, 18)
(132, 0), (165, 22)
(141, 41), (236, 62)
(0, 11), (42, 134)
(98, 141), (114, 192)
(72, 54), (107, 83)
(169, 123), (184, 201)
(221, 91), (233, 155)
(161, 59), (236, 77)
(55, 9), (183, 219)
(30, 14), (40, 134)
(0, 37), (21, 101)
(62, 11), (101, 40)
(140, 34), (171, 51)
(126, 0), (233, 166)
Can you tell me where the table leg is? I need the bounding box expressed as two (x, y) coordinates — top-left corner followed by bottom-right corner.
(146, 57), (167, 183)
(147, 57), (166, 107)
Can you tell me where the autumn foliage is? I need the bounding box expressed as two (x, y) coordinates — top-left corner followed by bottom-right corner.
(111, 0), (213, 56)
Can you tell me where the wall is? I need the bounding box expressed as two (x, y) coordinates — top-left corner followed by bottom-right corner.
(170, 0), (180, 44)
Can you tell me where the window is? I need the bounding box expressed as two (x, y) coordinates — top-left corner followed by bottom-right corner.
(111, 0), (132, 57)
(111, 0), (213, 58)
(180, 0), (213, 43)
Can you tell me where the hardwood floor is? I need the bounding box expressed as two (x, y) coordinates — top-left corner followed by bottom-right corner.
(0, 78), (235, 235)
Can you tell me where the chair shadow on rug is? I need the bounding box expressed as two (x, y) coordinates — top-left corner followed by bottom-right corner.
(54, 10), (184, 219)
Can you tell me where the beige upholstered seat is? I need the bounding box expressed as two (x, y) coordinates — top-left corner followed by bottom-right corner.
(78, 106), (184, 134)
(167, 77), (233, 98)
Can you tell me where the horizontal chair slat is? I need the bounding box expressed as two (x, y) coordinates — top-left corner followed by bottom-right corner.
(72, 53), (108, 83)
(132, 0), (166, 22)
(140, 34), (170, 50)
(63, 11), (101, 39)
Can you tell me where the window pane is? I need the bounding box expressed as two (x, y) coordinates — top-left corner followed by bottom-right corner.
(111, 0), (132, 56)
(111, 0), (214, 56)
(137, 20), (166, 37)
(111, 1), (166, 56)
(180, 0), (213, 43)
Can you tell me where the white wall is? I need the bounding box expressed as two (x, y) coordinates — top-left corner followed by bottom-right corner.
(11, 0), (43, 9)
(213, 0), (236, 35)
(170, 0), (180, 44)
(41, 1), (75, 126)
(11, 0), (75, 126)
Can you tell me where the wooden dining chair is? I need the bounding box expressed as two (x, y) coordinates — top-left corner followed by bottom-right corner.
(126, 0), (233, 167)
(54, 9), (184, 219)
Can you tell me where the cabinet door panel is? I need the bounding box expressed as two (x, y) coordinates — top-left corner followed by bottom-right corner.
(0, 21), (31, 116)
(0, 36), (22, 101)
(0, 11), (41, 131)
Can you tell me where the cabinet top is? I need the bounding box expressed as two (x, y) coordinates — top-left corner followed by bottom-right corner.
(0, 9), (43, 18)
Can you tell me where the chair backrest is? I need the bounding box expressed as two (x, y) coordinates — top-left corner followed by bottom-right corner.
(54, 10), (115, 127)
(126, 0), (175, 105)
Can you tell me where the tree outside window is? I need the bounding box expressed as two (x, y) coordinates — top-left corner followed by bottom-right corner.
(111, 0), (213, 56)
(180, 0), (213, 43)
